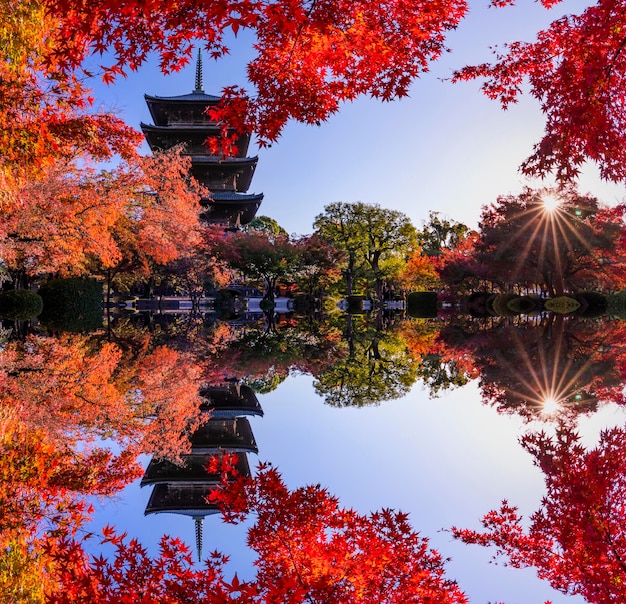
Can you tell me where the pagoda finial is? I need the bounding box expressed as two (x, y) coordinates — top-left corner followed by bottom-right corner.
(195, 516), (204, 562)
(194, 48), (204, 94)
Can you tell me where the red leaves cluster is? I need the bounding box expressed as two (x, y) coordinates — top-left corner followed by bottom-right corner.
(40, 461), (466, 602)
(207, 462), (467, 603)
(453, 424), (626, 602)
(1, 146), (204, 279)
(453, 0), (626, 182)
(42, 0), (467, 145)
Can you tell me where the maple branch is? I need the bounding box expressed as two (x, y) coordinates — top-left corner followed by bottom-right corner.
(276, 531), (318, 604)
(605, 523), (626, 575)
(278, 0), (318, 78)
(606, 35), (626, 85)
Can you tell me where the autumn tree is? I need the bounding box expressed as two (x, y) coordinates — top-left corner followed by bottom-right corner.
(0, 332), (204, 460)
(435, 312), (626, 419)
(452, 424), (626, 603)
(0, 1), (140, 177)
(467, 186), (626, 295)
(291, 233), (345, 299)
(453, 0), (626, 183)
(38, 0), (467, 147)
(212, 230), (299, 302)
(398, 249), (440, 292)
(1, 147), (204, 289)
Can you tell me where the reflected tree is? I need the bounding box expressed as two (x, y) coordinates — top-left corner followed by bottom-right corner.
(437, 315), (626, 419)
(314, 317), (420, 407)
(453, 424), (626, 603)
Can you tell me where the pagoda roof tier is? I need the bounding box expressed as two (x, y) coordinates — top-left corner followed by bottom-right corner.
(190, 156), (258, 193)
(144, 92), (220, 127)
(144, 483), (222, 516)
(200, 192), (264, 226)
(190, 417), (258, 454)
(141, 452), (251, 487)
(199, 383), (264, 417)
(140, 123), (251, 158)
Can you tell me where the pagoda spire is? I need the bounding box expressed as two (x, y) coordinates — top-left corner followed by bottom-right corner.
(194, 48), (204, 94)
(195, 516), (204, 562)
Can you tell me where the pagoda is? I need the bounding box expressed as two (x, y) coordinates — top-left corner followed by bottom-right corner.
(141, 51), (264, 227)
(141, 380), (263, 562)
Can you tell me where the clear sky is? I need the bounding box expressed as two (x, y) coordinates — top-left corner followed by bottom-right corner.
(87, 0), (625, 237)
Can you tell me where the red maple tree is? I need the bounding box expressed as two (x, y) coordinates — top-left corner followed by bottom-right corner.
(453, 0), (626, 182)
(40, 0), (467, 145)
(41, 460), (467, 602)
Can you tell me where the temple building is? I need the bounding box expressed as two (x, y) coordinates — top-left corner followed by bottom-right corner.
(141, 51), (264, 227)
(141, 381), (263, 562)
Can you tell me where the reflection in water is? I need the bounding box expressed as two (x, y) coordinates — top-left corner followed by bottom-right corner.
(141, 383), (262, 561)
(2, 303), (625, 601)
(438, 313), (626, 419)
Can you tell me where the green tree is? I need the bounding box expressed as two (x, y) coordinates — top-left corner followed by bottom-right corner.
(417, 211), (469, 256)
(314, 202), (416, 298)
(243, 215), (288, 238)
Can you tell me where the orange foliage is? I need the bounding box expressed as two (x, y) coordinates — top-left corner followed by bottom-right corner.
(398, 250), (440, 290)
(1, 147), (204, 278)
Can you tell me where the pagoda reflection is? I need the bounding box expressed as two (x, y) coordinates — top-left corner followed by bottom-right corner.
(141, 382), (263, 561)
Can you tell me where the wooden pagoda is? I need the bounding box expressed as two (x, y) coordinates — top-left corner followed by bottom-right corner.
(141, 51), (264, 227)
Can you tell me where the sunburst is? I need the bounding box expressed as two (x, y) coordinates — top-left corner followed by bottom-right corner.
(498, 190), (595, 292)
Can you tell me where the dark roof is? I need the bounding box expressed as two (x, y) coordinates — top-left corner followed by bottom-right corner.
(199, 383), (264, 417)
(144, 92), (221, 103)
(144, 483), (222, 516)
(206, 191), (264, 202)
(190, 417), (258, 454)
(141, 452), (251, 487)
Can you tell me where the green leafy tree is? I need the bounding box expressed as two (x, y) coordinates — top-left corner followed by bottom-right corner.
(314, 202), (416, 298)
(417, 211), (469, 257)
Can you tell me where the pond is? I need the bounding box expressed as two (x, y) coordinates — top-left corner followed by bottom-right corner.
(6, 304), (624, 602)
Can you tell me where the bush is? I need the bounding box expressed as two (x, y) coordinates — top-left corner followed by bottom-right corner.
(489, 293), (521, 317)
(0, 290), (44, 320)
(507, 295), (539, 315)
(407, 291), (438, 318)
(38, 278), (103, 332)
(574, 291), (608, 318)
(544, 296), (581, 314)
(607, 290), (626, 320)
(346, 295), (368, 314)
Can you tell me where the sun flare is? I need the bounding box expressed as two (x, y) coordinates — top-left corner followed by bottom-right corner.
(541, 396), (560, 416)
(542, 194), (561, 213)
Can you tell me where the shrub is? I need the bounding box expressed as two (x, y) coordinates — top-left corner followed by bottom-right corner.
(0, 290), (43, 320)
(607, 290), (626, 320)
(574, 291), (608, 318)
(490, 293), (521, 317)
(407, 291), (438, 318)
(544, 296), (581, 314)
(38, 278), (103, 332)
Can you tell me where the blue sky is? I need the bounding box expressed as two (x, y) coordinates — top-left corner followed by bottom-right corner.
(88, 0), (625, 237)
